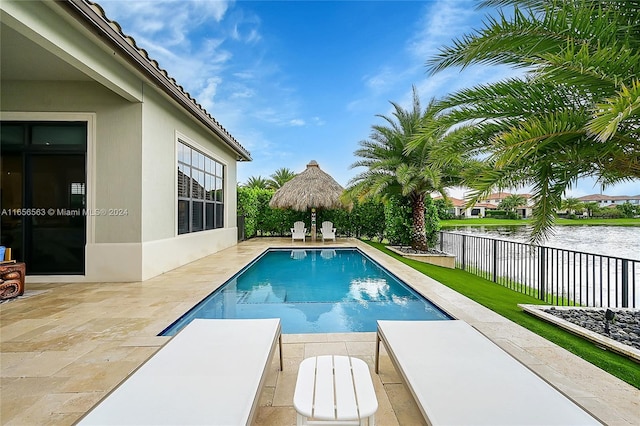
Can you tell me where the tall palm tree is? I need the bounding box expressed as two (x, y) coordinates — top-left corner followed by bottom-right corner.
(244, 176), (269, 189)
(347, 87), (465, 250)
(267, 168), (296, 190)
(422, 0), (640, 241)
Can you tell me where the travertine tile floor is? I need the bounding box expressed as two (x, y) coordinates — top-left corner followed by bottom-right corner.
(1, 238), (638, 425)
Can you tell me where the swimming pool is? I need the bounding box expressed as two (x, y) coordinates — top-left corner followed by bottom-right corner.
(161, 248), (451, 335)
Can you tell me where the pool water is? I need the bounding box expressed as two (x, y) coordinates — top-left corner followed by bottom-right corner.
(162, 248), (450, 335)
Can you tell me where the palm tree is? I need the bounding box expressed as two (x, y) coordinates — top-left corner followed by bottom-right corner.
(347, 87), (465, 250)
(423, 0), (640, 241)
(584, 201), (601, 218)
(561, 197), (584, 215)
(498, 194), (527, 213)
(267, 168), (296, 190)
(244, 176), (269, 189)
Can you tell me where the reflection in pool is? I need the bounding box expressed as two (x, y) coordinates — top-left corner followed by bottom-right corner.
(162, 248), (450, 335)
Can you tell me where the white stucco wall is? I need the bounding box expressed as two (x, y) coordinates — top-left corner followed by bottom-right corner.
(1, 1), (243, 282)
(138, 87), (239, 280)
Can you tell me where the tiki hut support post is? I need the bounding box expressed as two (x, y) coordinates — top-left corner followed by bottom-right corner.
(269, 160), (346, 242)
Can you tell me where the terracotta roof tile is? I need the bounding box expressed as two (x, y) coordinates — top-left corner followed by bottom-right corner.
(74, 0), (251, 160)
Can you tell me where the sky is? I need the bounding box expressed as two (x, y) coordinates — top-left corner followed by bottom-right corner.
(98, 0), (639, 198)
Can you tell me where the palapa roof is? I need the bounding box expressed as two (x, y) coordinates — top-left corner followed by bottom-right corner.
(269, 161), (346, 211)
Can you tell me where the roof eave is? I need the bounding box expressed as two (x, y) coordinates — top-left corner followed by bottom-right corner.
(58, 0), (252, 161)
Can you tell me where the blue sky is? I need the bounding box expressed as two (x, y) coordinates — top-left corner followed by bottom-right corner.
(98, 0), (639, 198)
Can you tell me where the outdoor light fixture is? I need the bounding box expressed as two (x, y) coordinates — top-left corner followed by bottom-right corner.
(604, 309), (615, 334)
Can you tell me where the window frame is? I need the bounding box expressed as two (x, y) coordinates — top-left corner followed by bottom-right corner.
(177, 139), (225, 235)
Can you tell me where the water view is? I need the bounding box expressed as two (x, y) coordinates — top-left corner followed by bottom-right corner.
(446, 225), (640, 261)
(441, 225), (640, 307)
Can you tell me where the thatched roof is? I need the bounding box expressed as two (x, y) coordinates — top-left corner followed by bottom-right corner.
(269, 160), (346, 211)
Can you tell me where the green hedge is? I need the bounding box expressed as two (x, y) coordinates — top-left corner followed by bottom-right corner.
(237, 189), (443, 244)
(237, 187), (390, 239)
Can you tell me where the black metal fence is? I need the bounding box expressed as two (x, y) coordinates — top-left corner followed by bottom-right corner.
(439, 231), (639, 308)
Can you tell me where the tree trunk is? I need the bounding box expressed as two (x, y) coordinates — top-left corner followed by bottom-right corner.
(411, 194), (428, 251)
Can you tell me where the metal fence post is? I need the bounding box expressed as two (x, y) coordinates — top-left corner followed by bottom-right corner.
(622, 259), (629, 307)
(461, 234), (466, 271)
(439, 231), (444, 252)
(539, 247), (546, 302)
(492, 239), (498, 283)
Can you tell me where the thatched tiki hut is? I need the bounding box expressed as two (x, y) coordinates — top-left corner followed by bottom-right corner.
(269, 160), (346, 241)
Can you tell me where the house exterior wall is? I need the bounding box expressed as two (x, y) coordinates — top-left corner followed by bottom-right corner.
(138, 87), (239, 280)
(1, 0), (242, 282)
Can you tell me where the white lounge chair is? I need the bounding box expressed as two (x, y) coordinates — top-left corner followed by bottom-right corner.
(320, 221), (336, 241)
(375, 320), (598, 426)
(78, 318), (283, 426)
(291, 221), (307, 242)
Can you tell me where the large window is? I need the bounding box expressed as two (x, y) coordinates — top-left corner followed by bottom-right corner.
(177, 141), (224, 234)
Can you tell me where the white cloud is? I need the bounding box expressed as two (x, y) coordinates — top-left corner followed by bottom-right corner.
(230, 87), (255, 99)
(289, 119), (305, 126)
(407, 0), (477, 60)
(196, 77), (223, 110)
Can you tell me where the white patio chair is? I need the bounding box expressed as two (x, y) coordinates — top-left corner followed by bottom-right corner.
(320, 221), (336, 241)
(291, 221), (307, 242)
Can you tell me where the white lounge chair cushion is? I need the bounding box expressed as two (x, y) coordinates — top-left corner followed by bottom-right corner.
(79, 318), (281, 425)
(377, 320), (598, 426)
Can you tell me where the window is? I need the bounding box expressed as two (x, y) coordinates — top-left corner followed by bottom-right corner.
(177, 141), (224, 234)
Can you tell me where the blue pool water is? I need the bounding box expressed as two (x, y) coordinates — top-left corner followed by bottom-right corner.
(161, 248), (450, 335)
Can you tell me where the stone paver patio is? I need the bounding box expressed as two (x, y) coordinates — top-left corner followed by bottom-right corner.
(1, 238), (638, 425)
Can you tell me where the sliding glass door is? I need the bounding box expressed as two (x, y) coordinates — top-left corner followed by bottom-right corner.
(1, 122), (87, 274)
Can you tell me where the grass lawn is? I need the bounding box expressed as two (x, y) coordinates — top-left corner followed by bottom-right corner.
(364, 240), (640, 389)
(441, 217), (640, 227)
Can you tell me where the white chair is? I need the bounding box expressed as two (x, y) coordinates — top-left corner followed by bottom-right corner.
(291, 221), (307, 242)
(294, 355), (377, 425)
(78, 319), (283, 425)
(320, 221), (336, 241)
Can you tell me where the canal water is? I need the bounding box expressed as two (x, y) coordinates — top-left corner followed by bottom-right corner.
(446, 225), (640, 261)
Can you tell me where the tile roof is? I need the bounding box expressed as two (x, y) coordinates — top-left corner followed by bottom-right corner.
(484, 192), (532, 200)
(577, 194), (640, 201)
(61, 0), (251, 161)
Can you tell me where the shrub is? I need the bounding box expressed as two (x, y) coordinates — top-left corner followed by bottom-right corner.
(383, 196), (412, 245)
(425, 196), (441, 248)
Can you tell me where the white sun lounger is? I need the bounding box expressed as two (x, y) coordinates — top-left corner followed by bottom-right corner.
(375, 320), (600, 426)
(78, 318), (283, 426)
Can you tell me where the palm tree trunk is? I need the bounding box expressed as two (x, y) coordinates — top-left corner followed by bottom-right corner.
(411, 194), (428, 251)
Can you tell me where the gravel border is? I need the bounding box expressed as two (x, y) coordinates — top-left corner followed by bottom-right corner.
(520, 305), (640, 362)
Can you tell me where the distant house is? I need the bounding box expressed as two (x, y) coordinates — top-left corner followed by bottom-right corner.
(435, 192), (532, 218)
(577, 194), (640, 208)
(481, 192), (533, 218)
(0, 0), (252, 282)
(434, 196), (496, 218)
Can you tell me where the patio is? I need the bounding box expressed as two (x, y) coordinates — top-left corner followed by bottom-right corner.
(1, 238), (638, 425)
